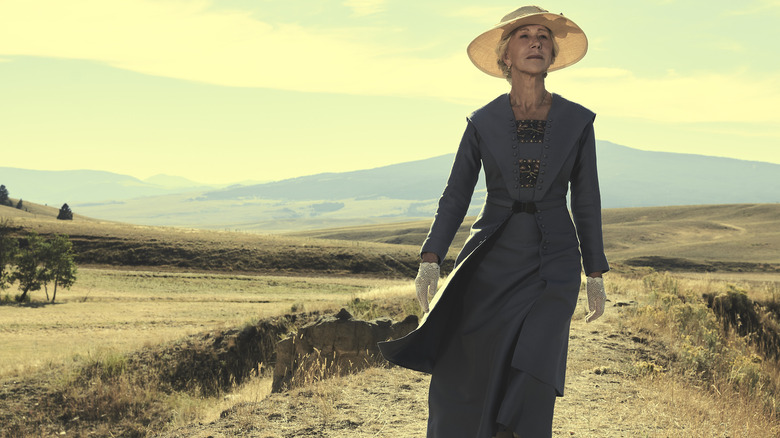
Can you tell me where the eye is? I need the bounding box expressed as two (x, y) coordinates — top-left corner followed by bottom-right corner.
(539, 35), (548, 39)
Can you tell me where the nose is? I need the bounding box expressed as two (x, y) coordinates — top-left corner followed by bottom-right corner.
(530, 36), (542, 49)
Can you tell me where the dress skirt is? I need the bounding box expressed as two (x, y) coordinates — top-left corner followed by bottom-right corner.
(426, 211), (557, 438)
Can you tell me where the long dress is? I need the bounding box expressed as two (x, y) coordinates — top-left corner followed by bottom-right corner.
(378, 93), (609, 438)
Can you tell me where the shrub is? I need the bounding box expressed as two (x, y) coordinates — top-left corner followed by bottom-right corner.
(57, 203), (73, 220)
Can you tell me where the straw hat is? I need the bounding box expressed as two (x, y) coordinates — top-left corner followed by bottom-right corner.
(467, 5), (588, 77)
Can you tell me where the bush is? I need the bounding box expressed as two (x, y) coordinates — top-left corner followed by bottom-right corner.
(0, 185), (11, 207)
(1, 229), (78, 303)
(0, 219), (18, 291)
(57, 203), (73, 220)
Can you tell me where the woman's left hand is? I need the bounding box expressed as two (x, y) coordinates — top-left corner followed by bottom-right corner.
(585, 276), (606, 322)
(415, 262), (440, 313)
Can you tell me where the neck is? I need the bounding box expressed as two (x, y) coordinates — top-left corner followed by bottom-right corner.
(508, 73), (548, 111)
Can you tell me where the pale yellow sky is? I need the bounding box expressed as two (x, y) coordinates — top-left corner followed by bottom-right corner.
(1, 0), (778, 184)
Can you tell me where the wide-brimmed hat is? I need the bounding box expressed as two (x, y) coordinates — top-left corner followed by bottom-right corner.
(467, 5), (588, 77)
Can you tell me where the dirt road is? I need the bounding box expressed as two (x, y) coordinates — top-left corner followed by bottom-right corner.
(161, 290), (776, 438)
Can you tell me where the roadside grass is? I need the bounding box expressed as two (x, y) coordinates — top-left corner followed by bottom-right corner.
(617, 271), (780, 432)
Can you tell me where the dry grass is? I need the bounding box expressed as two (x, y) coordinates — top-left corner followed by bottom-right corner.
(613, 272), (780, 434)
(5, 203), (778, 281)
(158, 269), (780, 437)
(289, 203), (780, 269)
(0, 268), (409, 379)
(0, 271), (415, 437)
(2, 203), (779, 436)
(1, 208), (421, 277)
(162, 366), (431, 438)
(4, 265), (780, 437)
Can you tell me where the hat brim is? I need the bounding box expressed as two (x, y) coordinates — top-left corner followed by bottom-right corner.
(467, 12), (587, 78)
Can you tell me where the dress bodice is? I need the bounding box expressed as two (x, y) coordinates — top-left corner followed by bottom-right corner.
(515, 119), (545, 198)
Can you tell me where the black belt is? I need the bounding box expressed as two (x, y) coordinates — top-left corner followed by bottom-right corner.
(511, 201), (537, 214)
(485, 196), (566, 214)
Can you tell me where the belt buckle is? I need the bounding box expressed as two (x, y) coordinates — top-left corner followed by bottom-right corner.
(512, 201), (537, 214)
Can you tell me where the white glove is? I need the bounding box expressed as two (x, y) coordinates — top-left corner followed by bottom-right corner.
(585, 276), (606, 323)
(415, 262), (440, 313)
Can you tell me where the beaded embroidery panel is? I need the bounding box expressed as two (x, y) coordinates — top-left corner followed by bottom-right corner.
(518, 159), (540, 188)
(515, 119), (546, 143)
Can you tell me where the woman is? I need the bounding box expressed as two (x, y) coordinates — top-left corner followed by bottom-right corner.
(378, 6), (609, 438)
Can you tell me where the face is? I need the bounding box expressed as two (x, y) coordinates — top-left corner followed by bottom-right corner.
(503, 24), (554, 77)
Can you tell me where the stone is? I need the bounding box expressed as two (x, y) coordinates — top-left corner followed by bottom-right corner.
(272, 309), (417, 392)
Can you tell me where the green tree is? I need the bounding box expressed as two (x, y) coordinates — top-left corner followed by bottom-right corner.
(45, 235), (77, 303)
(0, 219), (18, 292)
(57, 203), (73, 220)
(11, 232), (48, 302)
(0, 185), (10, 207)
(16, 199), (23, 210)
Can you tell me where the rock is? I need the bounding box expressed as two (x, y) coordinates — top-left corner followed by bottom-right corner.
(272, 310), (417, 392)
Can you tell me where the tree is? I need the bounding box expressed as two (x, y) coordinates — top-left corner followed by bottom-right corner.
(44, 235), (77, 303)
(57, 203), (73, 220)
(0, 219), (18, 291)
(0, 185), (11, 207)
(11, 232), (48, 302)
(16, 199), (23, 210)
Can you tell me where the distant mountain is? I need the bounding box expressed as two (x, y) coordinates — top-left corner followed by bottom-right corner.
(596, 141), (778, 207)
(198, 154), (459, 202)
(143, 174), (204, 189)
(0, 168), (217, 205)
(196, 141), (778, 208)
(3, 141), (778, 232)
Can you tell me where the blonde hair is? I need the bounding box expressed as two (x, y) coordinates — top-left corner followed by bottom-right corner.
(496, 26), (558, 82)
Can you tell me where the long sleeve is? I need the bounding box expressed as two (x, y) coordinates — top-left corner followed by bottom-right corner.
(569, 120), (610, 275)
(420, 120), (482, 263)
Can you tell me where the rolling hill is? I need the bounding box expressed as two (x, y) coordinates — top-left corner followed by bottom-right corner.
(2, 201), (777, 276)
(289, 203), (780, 271)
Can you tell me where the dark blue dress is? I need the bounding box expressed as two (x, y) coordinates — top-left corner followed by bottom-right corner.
(379, 95), (610, 438)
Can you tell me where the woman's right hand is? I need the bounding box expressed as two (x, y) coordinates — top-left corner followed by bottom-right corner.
(415, 262), (440, 313)
(585, 276), (607, 322)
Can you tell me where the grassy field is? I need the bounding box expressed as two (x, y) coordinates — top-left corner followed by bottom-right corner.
(290, 203), (780, 270)
(0, 266), (416, 437)
(5, 202), (778, 278)
(1, 202), (421, 277)
(1, 202), (779, 436)
(4, 266), (780, 437)
(0, 268), (408, 379)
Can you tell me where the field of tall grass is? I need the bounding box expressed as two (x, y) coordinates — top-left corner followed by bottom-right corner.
(1, 204), (778, 436)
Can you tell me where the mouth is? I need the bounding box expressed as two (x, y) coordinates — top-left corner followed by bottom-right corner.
(526, 55), (544, 60)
